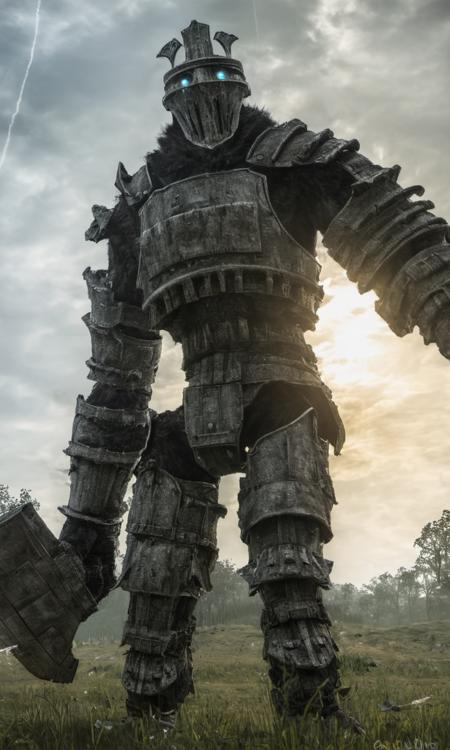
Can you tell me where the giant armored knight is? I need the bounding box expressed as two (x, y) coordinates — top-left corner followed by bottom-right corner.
(2, 20), (450, 733)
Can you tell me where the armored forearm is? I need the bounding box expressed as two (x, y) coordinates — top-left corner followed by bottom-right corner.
(321, 150), (450, 350)
(60, 268), (161, 525)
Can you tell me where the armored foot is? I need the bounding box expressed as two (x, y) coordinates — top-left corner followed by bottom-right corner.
(322, 707), (366, 737)
(126, 690), (177, 729)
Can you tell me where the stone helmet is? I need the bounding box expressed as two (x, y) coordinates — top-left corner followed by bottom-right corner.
(157, 20), (251, 149)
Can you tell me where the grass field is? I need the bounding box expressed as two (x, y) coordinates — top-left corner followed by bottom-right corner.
(0, 620), (449, 749)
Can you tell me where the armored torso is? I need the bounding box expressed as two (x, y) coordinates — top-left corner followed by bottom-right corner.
(135, 166), (342, 475)
(138, 168), (323, 342)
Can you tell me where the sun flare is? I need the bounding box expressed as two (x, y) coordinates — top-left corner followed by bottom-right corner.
(309, 275), (385, 386)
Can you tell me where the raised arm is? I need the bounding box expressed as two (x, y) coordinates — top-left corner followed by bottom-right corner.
(59, 162), (162, 601)
(247, 119), (450, 358)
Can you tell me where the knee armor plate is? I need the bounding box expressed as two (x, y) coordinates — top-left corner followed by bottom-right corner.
(119, 461), (226, 596)
(238, 408), (336, 544)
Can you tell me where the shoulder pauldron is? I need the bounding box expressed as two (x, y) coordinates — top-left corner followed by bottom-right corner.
(85, 161), (154, 244)
(115, 161), (153, 207)
(246, 118), (360, 168)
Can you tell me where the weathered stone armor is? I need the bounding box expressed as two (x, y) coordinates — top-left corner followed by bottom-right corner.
(137, 168), (345, 474)
(0, 504), (97, 682)
(237, 409), (340, 715)
(120, 459), (226, 709)
(59, 267), (161, 527)
(121, 102), (449, 728)
(82, 102), (450, 725)
(138, 168), (322, 332)
(8, 19), (449, 736)
(249, 118), (450, 349)
(57, 185), (162, 604)
(238, 408), (336, 547)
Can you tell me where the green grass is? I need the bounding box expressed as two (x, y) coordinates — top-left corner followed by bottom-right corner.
(0, 621), (448, 749)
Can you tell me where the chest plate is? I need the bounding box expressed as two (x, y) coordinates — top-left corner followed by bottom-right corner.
(137, 168), (322, 332)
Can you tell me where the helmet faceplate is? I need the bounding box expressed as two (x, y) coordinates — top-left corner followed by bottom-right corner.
(158, 21), (251, 149)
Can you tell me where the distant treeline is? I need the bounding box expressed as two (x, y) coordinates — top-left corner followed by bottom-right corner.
(1, 485), (448, 639)
(76, 509), (450, 640)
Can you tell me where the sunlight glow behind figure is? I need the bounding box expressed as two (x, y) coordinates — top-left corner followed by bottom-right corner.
(0, 0), (42, 174)
(313, 277), (385, 386)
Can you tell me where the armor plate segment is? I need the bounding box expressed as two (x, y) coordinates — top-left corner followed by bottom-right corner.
(138, 168), (322, 332)
(0, 504), (97, 683)
(119, 462), (226, 596)
(126, 461), (225, 547)
(119, 461), (224, 707)
(238, 408), (336, 542)
(184, 381), (244, 475)
(239, 544), (333, 593)
(263, 619), (336, 670)
(246, 118), (359, 168)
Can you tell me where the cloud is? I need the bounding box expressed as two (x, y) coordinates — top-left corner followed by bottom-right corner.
(0, 0), (449, 586)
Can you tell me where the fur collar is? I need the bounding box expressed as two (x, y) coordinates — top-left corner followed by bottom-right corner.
(146, 104), (276, 186)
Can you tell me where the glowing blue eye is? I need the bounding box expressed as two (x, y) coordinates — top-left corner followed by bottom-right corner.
(180, 76), (192, 87)
(215, 70), (226, 80)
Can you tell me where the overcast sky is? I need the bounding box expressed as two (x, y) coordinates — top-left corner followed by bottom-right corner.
(0, 0), (449, 586)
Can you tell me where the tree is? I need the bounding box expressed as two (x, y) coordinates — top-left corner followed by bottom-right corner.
(0, 484), (40, 515)
(414, 510), (450, 586)
(363, 572), (401, 625)
(415, 565), (437, 620)
(324, 582), (360, 622)
(196, 559), (261, 627)
(397, 566), (421, 621)
(414, 510), (450, 618)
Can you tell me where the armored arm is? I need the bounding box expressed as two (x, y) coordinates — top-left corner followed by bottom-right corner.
(59, 162), (162, 601)
(247, 119), (450, 357)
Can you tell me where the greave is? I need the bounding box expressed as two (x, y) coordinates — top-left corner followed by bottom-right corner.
(239, 408), (340, 717)
(119, 460), (226, 712)
(253, 520), (340, 717)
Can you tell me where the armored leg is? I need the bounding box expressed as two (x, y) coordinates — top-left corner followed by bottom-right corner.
(119, 410), (226, 717)
(239, 408), (341, 718)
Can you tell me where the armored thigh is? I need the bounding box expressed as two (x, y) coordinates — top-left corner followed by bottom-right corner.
(238, 407), (340, 717)
(119, 410), (226, 713)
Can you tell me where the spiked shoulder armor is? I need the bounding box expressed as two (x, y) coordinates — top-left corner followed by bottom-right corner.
(115, 161), (153, 207)
(246, 118), (360, 168)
